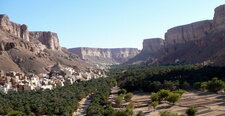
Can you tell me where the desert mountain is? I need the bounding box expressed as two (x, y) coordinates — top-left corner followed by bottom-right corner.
(126, 4), (225, 66)
(69, 47), (140, 65)
(0, 14), (96, 74)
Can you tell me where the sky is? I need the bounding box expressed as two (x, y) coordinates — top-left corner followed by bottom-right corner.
(1, 1), (225, 49)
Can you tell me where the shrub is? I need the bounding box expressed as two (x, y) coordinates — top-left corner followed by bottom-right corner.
(118, 89), (127, 95)
(7, 110), (24, 116)
(185, 107), (198, 116)
(206, 77), (225, 92)
(201, 82), (207, 91)
(124, 93), (133, 102)
(174, 89), (186, 96)
(151, 101), (158, 109)
(166, 93), (181, 105)
(160, 110), (179, 116)
(181, 81), (191, 90)
(151, 93), (159, 102)
(115, 96), (123, 107)
(158, 89), (171, 102)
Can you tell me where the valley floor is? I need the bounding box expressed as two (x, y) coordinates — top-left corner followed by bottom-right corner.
(109, 87), (225, 116)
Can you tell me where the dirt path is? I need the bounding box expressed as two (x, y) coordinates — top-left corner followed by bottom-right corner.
(73, 94), (92, 116)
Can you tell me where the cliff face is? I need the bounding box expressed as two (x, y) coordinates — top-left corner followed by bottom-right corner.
(29, 32), (60, 50)
(0, 14), (96, 74)
(69, 47), (140, 65)
(0, 15), (29, 41)
(127, 4), (225, 66)
(213, 5), (225, 28)
(165, 20), (213, 46)
(142, 38), (164, 52)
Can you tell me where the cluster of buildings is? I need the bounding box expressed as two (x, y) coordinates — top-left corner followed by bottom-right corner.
(0, 64), (106, 93)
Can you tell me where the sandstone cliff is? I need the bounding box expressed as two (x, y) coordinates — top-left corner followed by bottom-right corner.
(127, 4), (225, 66)
(0, 15), (29, 41)
(29, 31), (60, 50)
(69, 47), (140, 65)
(0, 14), (95, 74)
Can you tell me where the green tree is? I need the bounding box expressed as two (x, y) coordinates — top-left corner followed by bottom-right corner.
(115, 96), (123, 107)
(151, 101), (158, 110)
(185, 107), (198, 116)
(124, 93), (133, 102)
(151, 93), (159, 102)
(166, 93), (181, 105)
(174, 89), (186, 96)
(118, 89), (127, 95)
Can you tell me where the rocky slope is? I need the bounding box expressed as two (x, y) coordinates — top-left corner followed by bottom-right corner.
(69, 47), (140, 65)
(0, 14), (99, 75)
(126, 4), (225, 66)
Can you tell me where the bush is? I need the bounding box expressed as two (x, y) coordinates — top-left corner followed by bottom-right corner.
(151, 101), (158, 109)
(160, 110), (179, 116)
(7, 110), (24, 116)
(115, 96), (123, 107)
(206, 77), (225, 92)
(185, 107), (198, 116)
(151, 93), (159, 102)
(166, 93), (181, 105)
(124, 93), (133, 102)
(163, 81), (177, 91)
(158, 89), (171, 102)
(174, 89), (186, 96)
(118, 89), (127, 95)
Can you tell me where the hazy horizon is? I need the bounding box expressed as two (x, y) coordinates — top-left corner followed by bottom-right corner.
(1, 0), (225, 49)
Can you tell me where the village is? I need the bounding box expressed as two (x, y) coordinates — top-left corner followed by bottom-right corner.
(0, 63), (106, 93)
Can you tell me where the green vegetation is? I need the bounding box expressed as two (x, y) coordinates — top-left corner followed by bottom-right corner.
(111, 65), (225, 92)
(151, 101), (159, 110)
(185, 107), (198, 116)
(0, 77), (116, 115)
(151, 89), (182, 105)
(124, 93), (133, 102)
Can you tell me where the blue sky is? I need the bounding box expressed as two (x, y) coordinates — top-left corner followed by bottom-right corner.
(1, 1), (225, 49)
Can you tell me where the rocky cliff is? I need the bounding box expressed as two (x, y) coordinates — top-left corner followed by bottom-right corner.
(127, 4), (225, 66)
(69, 47), (140, 65)
(0, 14), (96, 74)
(29, 31), (60, 50)
(0, 15), (29, 41)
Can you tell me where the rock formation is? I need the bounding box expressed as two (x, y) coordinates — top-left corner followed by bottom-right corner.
(29, 31), (60, 50)
(0, 15), (29, 41)
(69, 47), (140, 65)
(142, 38), (164, 52)
(213, 4), (225, 28)
(127, 4), (225, 66)
(0, 14), (98, 75)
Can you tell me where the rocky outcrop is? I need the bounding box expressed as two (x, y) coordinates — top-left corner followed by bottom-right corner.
(142, 38), (164, 52)
(29, 31), (60, 50)
(69, 47), (140, 65)
(0, 15), (29, 41)
(127, 4), (225, 66)
(213, 5), (225, 27)
(165, 20), (213, 46)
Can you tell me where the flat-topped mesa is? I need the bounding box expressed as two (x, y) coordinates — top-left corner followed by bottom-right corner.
(0, 14), (29, 41)
(213, 4), (225, 28)
(29, 31), (60, 50)
(69, 47), (140, 64)
(165, 20), (213, 46)
(142, 38), (164, 53)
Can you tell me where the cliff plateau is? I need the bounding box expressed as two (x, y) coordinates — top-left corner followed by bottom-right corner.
(69, 47), (140, 65)
(127, 4), (225, 66)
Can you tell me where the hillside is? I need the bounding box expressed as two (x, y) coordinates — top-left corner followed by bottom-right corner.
(0, 14), (96, 74)
(126, 4), (225, 66)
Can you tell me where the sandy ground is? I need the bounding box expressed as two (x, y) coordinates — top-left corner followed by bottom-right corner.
(109, 87), (225, 116)
(73, 94), (92, 116)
